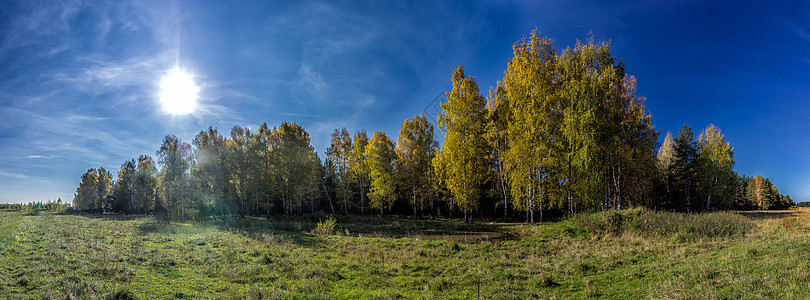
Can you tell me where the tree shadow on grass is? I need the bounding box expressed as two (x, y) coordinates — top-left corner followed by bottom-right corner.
(131, 214), (323, 248)
(56, 210), (152, 222)
(66, 210), (519, 248)
(737, 210), (798, 220)
(236, 214), (519, 244)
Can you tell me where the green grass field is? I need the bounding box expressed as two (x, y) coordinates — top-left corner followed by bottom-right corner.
(1, 208), (810, 299)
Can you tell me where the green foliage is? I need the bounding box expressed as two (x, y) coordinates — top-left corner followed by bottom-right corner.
(670, 125), (700, 211)
(156, 134), (195, 222)
(350, 130), (370, 214)
(74, 167), (113, 213)
(396, 114), (439, 217)
(313, 215), (337, 235)
(113, 160), (136, 213)
(497, 30), (658, 221)
(275, 122), (322, 215)
(436, 65), (490, 222)
(193, 127), (228, 216)
(365, 131), (397, 215)
(697, 124), (736, 210)
(328, 128), (353, 215)
(485, 84), (511, 219)
(657, 132), (676, 170)
(133, 155), (157, 214)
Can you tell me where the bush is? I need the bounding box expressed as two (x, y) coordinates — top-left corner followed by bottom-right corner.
(312, 215), (336, 235)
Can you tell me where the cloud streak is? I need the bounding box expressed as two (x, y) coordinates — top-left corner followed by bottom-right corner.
(0, 170), (30, 180)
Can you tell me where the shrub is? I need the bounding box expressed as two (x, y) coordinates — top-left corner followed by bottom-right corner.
(313, 215), (336, 235)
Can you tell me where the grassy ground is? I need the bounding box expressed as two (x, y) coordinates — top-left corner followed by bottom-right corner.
(1, 208), (810, 299)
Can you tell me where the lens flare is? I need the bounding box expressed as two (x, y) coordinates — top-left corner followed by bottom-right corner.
(159, 67), (199, 115)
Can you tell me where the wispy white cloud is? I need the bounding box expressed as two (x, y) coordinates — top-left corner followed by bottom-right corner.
(0, 170), (29, 179)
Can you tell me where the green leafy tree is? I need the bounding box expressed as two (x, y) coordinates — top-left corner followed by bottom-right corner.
(327, 128), (353, 214)
(556, 36), (658, 212)
(501, 31), (558, 223)
(658, 132), (676, 169)
(156, 134), (193, 222)
(486, 84), (511, 220)
(134, 155), (157, 214)
(321, 156), (337, 214)
(277, 122), (320, 215)
(657, 132), (676, 208)
(697, 124), (736, 210)
(256, 123), (282, 216)
(193, 127), (229, 216)
(436, 65), (489, 223)
(671, 125), (699, 212)
(97, 167), (113, 213)
(748, 176), (758, 208)
(365, 131), (397, 215)
(225, 126), (253, 218)
(350, 130), (370, 215)
(114, 160), (137, 213)
(74, 168), (99, 211)
(497, 30), (659, 221)
(397, 114), (439, 217)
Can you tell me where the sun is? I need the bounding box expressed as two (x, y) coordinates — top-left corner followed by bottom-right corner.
(159, 67), (199, 115)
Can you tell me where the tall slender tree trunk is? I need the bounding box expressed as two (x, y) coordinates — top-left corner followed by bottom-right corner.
(525, 187), (530, 223)
(412, 187), (417, 219)
(707, 176), (715, 212)
(567, 160), (573, 217)
(611, 165), (622, 210)
(567, 187), (573, 217)
(605, 170), (611, 210)
(529, 184), (535, 224)
(499, 161), (508, 221)
(420, 194), (424, 218)
(429, 179), (435, 217)
(343, 184), (348, 215)
(707, 192), (712, 212)
(360, 179), (366, 216)
(686, 185), (691, 213)
(321, 178), (335, 214)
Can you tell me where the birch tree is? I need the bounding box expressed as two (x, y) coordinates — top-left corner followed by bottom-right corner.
(366, 131), (397, 215)
(436, 65), (489, 223)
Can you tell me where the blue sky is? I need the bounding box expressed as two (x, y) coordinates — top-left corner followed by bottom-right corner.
(1, 0), (809, 204)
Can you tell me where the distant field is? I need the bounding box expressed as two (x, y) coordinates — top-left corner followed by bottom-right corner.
(1, 208), (810, 299)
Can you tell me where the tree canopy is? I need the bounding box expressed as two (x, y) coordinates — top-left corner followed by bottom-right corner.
(72, 29), (792, 222)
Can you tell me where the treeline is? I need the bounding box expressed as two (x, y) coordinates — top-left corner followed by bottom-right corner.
(72, 30), (792, 222)
(656, 125), (793, 211)
(74, 123), (321, 222)
(0, 198), (70, 213)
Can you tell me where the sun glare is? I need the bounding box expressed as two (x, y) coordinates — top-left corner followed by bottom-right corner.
(159, 67), (199, 115)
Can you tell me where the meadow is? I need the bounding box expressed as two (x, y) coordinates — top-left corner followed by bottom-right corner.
(1, 208), (810, 299)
